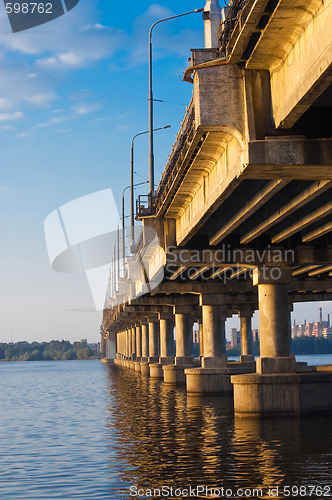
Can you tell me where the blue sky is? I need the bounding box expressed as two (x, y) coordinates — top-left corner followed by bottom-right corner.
(0, 0), (329, 343)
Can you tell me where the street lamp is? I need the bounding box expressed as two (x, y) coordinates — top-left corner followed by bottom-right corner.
(131, 125), (170, 250)
(122, 180), (149, 274)
(148, 8), (204, 195)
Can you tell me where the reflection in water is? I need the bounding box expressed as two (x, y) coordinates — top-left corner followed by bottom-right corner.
(105, 365), (332, 499)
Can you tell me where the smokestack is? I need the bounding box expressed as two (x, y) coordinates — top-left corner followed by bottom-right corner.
(319, 307), (323, 323)
(203, 0), (221, 48)
(328, 314), (330, 327)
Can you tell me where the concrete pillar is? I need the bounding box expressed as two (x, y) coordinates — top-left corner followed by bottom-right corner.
(126, 328), (130, 359)
(141, 321), (149, 361)
(199, 316), (204, 358)
(106, 337), (116, 361)
(253, 267), (295, 374)
(199, 295), (227, 368)
(100, 334), (106, 356)
(148, 320), (160, 363)
(131, 326), (136, 360)
(239, 309), (254, 362)
(135, 324), (142, 360)
(159, 313), (174, 362)
(174, 306), (193, 365)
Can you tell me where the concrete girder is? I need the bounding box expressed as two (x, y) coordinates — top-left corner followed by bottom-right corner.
(241, 180), (332, 244)
(209, 179), (288, 245)
(246, 140), (332, 180)
(272, 200), (332, 244)
(303, 221), (332, 243)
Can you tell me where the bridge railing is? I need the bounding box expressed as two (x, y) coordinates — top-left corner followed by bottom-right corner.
(219, 0), (251, 56)
(136, 98), (195, 218)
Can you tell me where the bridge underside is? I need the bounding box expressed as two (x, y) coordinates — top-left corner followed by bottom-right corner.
(102, 0), (332, 416)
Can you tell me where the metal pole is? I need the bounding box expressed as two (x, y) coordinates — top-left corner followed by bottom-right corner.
(117, 222), (120, 281)
(130, 126), (170, 250)
(113, 243), (116, 294)
(148, 9), (203, 196)
(122, 191), (125, 276)
(148, 35), (154, 195)
(130, 140), (135, 251)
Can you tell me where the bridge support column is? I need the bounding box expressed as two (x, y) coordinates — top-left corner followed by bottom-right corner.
(232, 267), (315, 415)
(239, 309), (254, 363)
(159, 313), (174, 362)
(133, 324), (142, 372)
(126, 328), (130, 360)
(200, 296), (227, 368)
(103, 336), (116, 364)
(148, 320), (159, 364)
(198, 313), (204, 359)
(140, 321), (149, 361)
(150, 312), (175, 380)
(186, 295), (256, 395)
(174, 306), (194, 365)
(135, 324), (142, 361)
(140, 320), (150, 376)
(254, 268), (294, 374)
(163, 306), (194, 386)
(131, 326), (136, 365)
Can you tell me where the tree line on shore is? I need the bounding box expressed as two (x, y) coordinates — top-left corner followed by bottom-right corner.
(0, 340), (100, 362)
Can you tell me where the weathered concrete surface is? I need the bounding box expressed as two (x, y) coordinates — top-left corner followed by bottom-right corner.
(232, 371), (332, 416)
(149, 363), (164, 379)
(163, 364), (196, 386)
(186, 368), (233, 394)
(134, 361), (141, 372)
(140, 362), (150, 376)
(186, 364), (256, 394)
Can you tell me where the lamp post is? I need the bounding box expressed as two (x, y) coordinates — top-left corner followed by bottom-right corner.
(148, 8), (204, 195)
(131, 125), (170, 250)
(122, 180), (149, 275)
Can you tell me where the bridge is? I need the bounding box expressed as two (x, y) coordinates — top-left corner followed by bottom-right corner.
(102, 0), (332, 416)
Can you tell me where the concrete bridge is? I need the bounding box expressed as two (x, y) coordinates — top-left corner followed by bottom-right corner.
(102, 0), (332, 416)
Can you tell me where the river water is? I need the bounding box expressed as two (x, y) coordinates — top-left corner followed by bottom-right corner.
(0, 357), (331, 499)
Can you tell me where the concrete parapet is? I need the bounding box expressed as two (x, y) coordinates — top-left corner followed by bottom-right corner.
(232, 370), (332, 416)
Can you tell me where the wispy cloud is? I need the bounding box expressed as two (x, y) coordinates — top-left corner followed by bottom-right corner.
(0, 124), (15, 130)
(0, 111), (24, 122)
(71, 102), (101, 116)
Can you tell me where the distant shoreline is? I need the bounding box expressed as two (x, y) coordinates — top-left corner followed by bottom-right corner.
(0, 340), (101, 362)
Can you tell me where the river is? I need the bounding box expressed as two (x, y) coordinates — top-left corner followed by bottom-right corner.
(0, 357), (331, 499)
